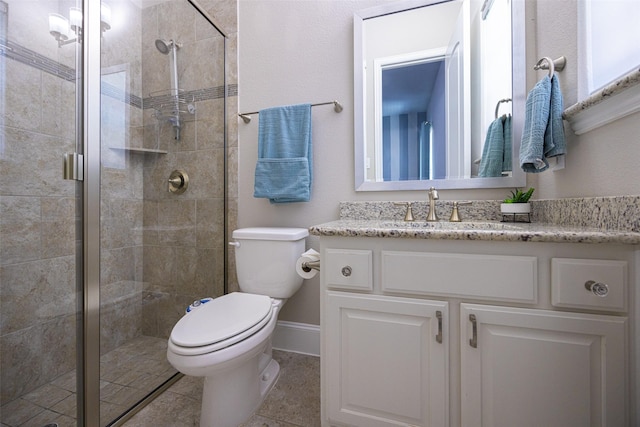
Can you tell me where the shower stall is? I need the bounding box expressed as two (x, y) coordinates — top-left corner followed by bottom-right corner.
(0, 0), (229, 425)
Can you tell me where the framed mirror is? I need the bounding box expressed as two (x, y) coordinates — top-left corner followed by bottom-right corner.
(354, 0), (526, 191)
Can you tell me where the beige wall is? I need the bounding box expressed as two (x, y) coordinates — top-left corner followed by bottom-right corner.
(237, 0), (640, 325)
(529, 0), (640, 198)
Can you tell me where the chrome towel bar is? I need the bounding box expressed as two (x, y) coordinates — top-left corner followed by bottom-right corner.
(239, 100), (343, 123)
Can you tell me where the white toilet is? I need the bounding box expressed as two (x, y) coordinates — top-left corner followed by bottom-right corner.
(167, 227), (309, 427)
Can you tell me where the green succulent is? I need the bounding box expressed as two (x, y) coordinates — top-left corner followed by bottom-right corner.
(503, 188), (534, 203)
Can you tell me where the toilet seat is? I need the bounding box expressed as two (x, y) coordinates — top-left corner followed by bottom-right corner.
(169, 292), (273, 356)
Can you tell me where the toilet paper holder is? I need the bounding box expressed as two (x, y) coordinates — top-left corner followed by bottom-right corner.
(301, 259), (320, 272)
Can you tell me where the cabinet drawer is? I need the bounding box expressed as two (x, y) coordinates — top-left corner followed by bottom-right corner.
(551, 258), (627, 312)
(382, 251), (537, 303)
(325, 249), (372, 291)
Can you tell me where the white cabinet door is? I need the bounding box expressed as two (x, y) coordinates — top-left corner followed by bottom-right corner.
(460, 303), (627, 427)
(325, 291), (448, 427)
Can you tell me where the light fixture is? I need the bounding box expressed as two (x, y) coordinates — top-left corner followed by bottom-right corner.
(48, 13), (69, 44)
(100, 3), (111, 32)
(48, 3), (111, 48)
(69, 7), (83, 33)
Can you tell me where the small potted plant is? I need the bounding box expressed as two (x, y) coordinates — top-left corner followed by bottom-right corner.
(501, 187), (534, 214)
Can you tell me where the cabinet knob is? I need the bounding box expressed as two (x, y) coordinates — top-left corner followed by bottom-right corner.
(585, 280), (609, 297)
(341, 266), (352, 277)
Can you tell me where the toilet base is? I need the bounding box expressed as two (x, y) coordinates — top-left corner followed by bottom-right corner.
(199, 353), (280, 427)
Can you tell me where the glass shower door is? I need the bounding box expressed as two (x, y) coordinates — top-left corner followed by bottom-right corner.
(0, 1), (82, 426)
(96, 1), (180, 422)
(98, 1), (227, 425)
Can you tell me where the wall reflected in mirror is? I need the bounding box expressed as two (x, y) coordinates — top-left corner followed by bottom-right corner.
(354, 0), (526, 191)
(378, 55), (446, 181)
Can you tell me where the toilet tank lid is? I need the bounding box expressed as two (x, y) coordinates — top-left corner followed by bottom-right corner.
(232, 227), (309, 241)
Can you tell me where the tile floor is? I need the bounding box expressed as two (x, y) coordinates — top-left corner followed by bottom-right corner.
(1, 336), (177, 427)
(122, 350), (320, 427)
(1, 342), (318, 427)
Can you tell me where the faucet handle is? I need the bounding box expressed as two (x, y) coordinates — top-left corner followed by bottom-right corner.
(394, 202), (415, 222)
(428, 187), (439, 200)
(449, 201), (472, 222)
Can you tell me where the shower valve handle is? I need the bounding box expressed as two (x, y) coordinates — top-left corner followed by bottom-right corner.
(168, 176), (183, 186)
(168, 170), (189, 194)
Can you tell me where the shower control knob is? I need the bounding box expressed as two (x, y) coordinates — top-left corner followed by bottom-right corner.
(168, 176), (183, 186)
(168, 170), (189, 194)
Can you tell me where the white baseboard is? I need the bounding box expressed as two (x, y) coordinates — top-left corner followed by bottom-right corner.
(272, 321), (320, 357)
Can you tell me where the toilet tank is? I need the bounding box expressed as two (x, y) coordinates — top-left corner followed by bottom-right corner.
(231, 227), (309, 299)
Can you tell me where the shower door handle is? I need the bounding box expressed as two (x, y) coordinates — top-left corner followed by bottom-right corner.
(63, 153), (84, 181)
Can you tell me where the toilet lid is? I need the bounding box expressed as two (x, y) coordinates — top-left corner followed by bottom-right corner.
(170, 292), (272, 348)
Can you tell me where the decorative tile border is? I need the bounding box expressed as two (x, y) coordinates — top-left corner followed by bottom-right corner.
(143, 84), (236, 111)
(0, 39), (237, 110)
(0, 39), (76, 81)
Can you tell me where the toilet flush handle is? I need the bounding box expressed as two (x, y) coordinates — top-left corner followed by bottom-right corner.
(228, 241), (240, 248)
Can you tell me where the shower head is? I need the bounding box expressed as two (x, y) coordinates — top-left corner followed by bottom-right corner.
(155, 39), (172, 55)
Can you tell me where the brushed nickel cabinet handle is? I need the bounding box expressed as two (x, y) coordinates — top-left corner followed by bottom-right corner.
(469, 314), (478, 348)
(436, 310), (443, 344)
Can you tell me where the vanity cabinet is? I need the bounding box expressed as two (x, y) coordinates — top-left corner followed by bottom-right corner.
(325, 291), (448, 427)
(319, 236), (635, 427)
(460, 303), (626, 427)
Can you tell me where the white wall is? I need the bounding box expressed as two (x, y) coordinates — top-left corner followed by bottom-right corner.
(529, 0), (640, 198)
(238, 0), (640, 325)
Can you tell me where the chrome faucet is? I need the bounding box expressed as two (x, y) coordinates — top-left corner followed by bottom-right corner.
(426, 187), (439, 221)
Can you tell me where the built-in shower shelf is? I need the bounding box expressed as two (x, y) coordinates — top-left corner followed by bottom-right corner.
(109, 147), (168, 154)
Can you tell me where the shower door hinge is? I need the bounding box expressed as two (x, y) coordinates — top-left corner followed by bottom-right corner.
(63, 152), (84, 181)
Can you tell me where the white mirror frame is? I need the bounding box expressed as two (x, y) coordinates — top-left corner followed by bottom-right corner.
(354, 0), (527, 191)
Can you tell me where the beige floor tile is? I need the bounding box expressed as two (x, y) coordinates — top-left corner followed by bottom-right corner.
(123, 350), (320, 427)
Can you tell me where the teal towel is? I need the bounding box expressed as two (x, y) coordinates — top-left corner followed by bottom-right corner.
(519, 75), (566, 173)
(479, 115), (512, 177)
(520, 76), (551, 172)
(254, 104), (312, 203)
(503, 115), (512, 172)
(478, 116), (505, 177)
(545, 75), (566, 158)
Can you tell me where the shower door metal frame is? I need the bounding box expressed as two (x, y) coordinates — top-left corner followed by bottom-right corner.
(187, 0), (230, 294)
(79, 0), (101, 424)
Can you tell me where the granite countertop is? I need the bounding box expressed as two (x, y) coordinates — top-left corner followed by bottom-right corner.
(309, 219), (640, 245)
(563, 68), (640, 120)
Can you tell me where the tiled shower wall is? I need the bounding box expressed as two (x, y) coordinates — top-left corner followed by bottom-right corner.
(99, 0), (146, 356)
(137, 0), (231, 338)
(0, 0), (239, 405)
